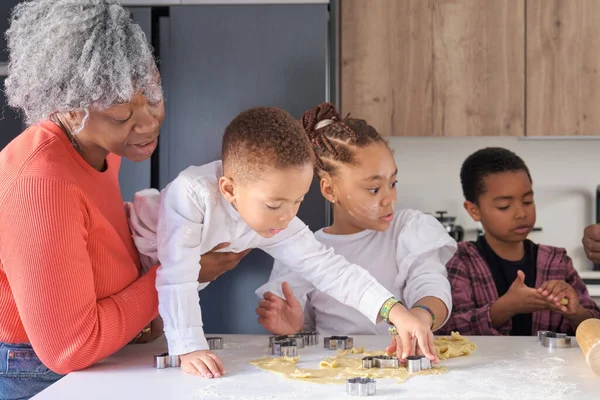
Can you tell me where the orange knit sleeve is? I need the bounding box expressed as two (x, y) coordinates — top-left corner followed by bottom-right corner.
(0, 176), (158, 374)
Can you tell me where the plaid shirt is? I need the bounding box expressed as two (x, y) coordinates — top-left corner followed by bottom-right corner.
(438, 241), (600, 336)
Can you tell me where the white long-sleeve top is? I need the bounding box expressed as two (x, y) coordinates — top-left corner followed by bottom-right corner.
(256, 210), (456, 336)
(127, 160), (394, 355)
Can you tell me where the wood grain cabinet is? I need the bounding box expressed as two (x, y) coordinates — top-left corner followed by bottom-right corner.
(342, 0), (599, 137)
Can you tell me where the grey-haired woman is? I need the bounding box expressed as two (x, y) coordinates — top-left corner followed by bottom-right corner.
(0, 1), (165, 398)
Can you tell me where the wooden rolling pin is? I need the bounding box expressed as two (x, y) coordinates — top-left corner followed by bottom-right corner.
(576, 318), (600, 377)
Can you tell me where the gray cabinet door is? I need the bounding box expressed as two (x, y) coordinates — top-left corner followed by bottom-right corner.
(119, 7), (153, 202)
(0, 1), (26, 149)
(0, 1), (22, 63)
(161, 4), (329, 333)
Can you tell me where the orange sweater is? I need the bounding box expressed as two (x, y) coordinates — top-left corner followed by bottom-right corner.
(0, 121), (158, 374)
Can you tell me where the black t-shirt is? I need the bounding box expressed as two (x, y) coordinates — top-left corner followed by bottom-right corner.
(474, 236), (538, 336)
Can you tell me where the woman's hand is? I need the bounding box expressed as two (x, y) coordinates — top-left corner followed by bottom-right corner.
(199, 242), (251, 283)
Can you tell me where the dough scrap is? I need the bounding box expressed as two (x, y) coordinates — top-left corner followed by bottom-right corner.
(434, 331), (477, 360)
(249, 332), (476, 384)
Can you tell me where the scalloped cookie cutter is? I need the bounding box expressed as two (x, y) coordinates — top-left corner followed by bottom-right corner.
(298, 331), (319, 346)
(207, 337), (223, 350)
(346, 377), (376, 396)
(271, 339), (298, 357)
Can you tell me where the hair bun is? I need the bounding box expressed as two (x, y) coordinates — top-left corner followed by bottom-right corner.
(301, 102), (341, 140)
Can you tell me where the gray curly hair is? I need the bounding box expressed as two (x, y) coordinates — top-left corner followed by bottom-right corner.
(4, 0), (163, 127)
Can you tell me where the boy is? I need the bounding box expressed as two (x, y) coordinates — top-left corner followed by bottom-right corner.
(127, 106), (437, 378)
(439, 147), (600, 336)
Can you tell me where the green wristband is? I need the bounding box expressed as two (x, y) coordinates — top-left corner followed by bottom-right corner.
(380, 297), (401, 325)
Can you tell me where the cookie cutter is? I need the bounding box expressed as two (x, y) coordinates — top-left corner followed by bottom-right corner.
(361, 355), (399, 369)
(298, 331), (319, 346)
(406, 355), (432, 373)
(287, 333), (305, 349)
(269, 335), (304, 352)
(153, 352), (181, 369)
(346, 377), (376, 396)
(537, 330), (551, 341)
(324, 335), (354, 350)
(538, 331), (571, 349)
(272, 339), (298, 357)
(207, 337), (223, 350)
(269, 335), (289, 347)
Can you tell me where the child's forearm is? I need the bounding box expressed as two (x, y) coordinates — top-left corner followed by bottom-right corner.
(489, 295), (515, 329)
(412, 297), (448, 331)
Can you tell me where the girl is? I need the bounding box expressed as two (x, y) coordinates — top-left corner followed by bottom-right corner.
(256, 103), (456, 339)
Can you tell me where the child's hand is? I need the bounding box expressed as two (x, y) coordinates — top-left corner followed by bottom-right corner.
(537, 280), (579, 315)
(503, 270), (549, 314)
(384, 336), (428, 362)
(256, 282), (304, 335)
(180, 350), (225, 378)
(387, 304), (438, 363)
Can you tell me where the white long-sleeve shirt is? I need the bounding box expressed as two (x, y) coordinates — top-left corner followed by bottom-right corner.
(127, 160), (394, 355)
(256, 210), (456, 336)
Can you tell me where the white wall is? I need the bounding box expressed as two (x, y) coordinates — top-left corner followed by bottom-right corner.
(389, 136), (600, 274)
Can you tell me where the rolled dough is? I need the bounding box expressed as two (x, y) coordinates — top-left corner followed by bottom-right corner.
(248, 332), (476, 384)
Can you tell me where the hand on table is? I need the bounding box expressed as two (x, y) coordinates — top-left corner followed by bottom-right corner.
(180, 350), (225, 378)
(384, 307), (437, 362)
(385, 303), (438, 363)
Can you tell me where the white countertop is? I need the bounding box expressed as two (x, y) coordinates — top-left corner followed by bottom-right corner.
(32, 334), (598, 400)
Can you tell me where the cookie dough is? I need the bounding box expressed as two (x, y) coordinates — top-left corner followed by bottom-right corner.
(248, 332), (476, 384)
(434, 331), (477, 360)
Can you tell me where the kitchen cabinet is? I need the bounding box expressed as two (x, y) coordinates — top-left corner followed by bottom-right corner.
(154, 4), (330, 334)
(432, 0), (524, 137)
(342, 0), (600, 137)
(527, 0), (600, 136)
(0, 1), (27, 150)
(341, 0), (433, 137)
(0, 76), (24, 150)
(118, 7), (153, 202)
(341, 0), (524, 137)
(0, 1), (22, 63)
